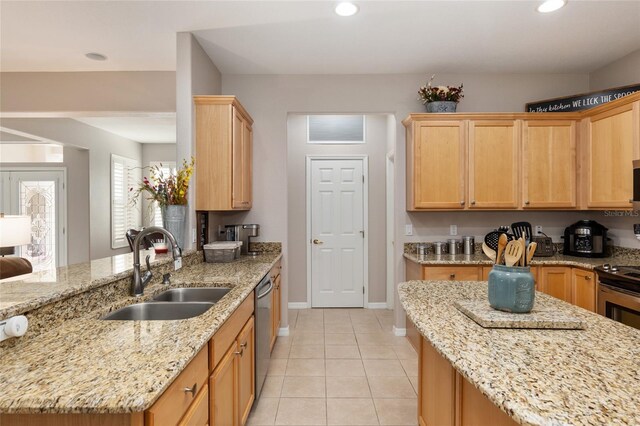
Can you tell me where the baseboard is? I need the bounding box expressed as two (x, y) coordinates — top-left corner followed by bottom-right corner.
(278, 326), (290, 336)
(393, 326), (407, 337)
(366, 302), (388, 309)
(288, 302), (309, 309)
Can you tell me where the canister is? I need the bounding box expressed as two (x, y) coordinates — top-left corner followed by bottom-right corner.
(462, 236), (475, 255)
(416, 243), (428, 256)
(433, 241), (448, 255)
(448, 239), (461, 255)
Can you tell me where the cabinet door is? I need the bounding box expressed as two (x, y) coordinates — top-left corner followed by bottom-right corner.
(539, 267), (572, 303)
(423, 266), (480, 281)
(585, 102), (639, 208)
(210, 344), (237, 426)
(178, 384), (209, 426)
(410, 121), (466, 209)
(571, 268), (596, 312)
(271, 272), (281, 351)
(237, 316), (255, 426)
(522, 120), (577, 208)
(242, 121), (253, 209)
(232, 109), (248, 210)
(468, 120), (519, 209)
(419, 337), (455, 426)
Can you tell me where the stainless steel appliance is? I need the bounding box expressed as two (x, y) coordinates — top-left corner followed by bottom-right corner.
(448, 239), (461, 255)
(254, 273), (273, 399)
(531, 235), (555, 257)
(462, 236), (475, 255)
(563, 220), (608, 258)
(433, 241), (448, 255)
(595, 264), (640, 330)
(225, 224), (260, 256)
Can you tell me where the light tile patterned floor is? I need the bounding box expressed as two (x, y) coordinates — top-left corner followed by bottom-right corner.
(247, 308), (418, 426)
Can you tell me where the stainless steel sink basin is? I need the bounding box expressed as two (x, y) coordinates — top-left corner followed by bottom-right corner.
(152, 287), (231, 303)
(102, 302), (213, 320)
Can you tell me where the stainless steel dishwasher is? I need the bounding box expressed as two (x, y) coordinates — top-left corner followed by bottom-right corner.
(254, 273), (273, 400)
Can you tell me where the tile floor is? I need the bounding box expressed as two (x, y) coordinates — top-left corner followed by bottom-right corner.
(247, 308), (418, 426)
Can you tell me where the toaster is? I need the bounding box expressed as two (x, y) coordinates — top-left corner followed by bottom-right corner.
(532, 235), (554, 257)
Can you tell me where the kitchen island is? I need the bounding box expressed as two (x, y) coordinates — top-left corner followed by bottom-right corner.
(399, 279), (640, 426)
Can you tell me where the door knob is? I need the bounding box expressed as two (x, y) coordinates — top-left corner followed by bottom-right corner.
(313, 239), (324, 245)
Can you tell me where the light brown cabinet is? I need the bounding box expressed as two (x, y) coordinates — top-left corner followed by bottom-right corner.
(583, 101), (639, 209)
(522, 120), (577, 208)
(571, 268), (596, 312)
(270, 260), (282, 351)
(406, 120), (466, 209)
(195, 96), (253, 211)
(538, 267), (572, 303)
(418, 336), (516, 426)
(237, 317), (255, 425)
(211, 343), (237, 426)
(468, 120), (520, 209)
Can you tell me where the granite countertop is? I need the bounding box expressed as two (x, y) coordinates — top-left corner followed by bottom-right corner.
(0, 249), (197, 319)
(404, 251), (640, 269)
(399, 280), (640, 426)
(0, 252), (281, 414)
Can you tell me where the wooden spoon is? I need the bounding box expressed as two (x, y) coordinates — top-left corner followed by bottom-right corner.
(519, 237), (526, 267)
(526, 242), (537, 265)
(482, 242), (496, 262)
(496, 234), (508, 265)
(504, 240), (524, 267)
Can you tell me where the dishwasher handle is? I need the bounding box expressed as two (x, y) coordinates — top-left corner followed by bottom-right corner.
(257, 278), (274, 299)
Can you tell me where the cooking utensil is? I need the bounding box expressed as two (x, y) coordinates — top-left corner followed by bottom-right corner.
(526, 242), (537, 265)
(504, 240), (523, 267)
(519, 237), (526, 267)
(482, 242), (496, 262)
(484, 231), (502, 251)
(496, 234), (508, 265)
(511, 222), (533, 242)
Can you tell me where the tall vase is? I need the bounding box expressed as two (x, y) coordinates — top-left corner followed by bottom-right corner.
(161, 204), (186, 249)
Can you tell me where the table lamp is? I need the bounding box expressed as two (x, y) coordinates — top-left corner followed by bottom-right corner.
(0, 214), (31, 256)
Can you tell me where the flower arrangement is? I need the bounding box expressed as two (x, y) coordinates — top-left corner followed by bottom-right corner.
(132, 157), (195, 207)
(418, 75), (464, 104)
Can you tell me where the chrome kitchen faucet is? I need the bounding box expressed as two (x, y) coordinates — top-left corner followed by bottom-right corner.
(131, 227), (182, 297)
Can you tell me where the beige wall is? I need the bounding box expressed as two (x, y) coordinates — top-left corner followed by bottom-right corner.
(589, 48), (640, 91)
(176, 32), (222, 250)
(0, 71), (175, 113)
(286, 114), (389, 305)
(0, 145), (90, 265)
(220, 72), (591, 319)
(0, 118), (142, 260)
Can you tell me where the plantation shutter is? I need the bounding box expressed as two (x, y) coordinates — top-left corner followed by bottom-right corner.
(111, 154), (141, 249)
(149, 162), (177, 227)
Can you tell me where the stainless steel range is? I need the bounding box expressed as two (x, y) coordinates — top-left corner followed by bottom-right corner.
(594, 264), (640, 330)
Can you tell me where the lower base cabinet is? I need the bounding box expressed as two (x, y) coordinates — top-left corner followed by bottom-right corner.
(419, 335), (517, 426)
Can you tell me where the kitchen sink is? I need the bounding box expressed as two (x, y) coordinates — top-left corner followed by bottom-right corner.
(102, 302), (213, 321)
(152, 287), (231, 303)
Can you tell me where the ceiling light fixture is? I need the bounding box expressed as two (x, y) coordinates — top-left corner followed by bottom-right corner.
(335, 2), (359, 17)
(85, 52), (107, 61)
(537, 0), (566, 13)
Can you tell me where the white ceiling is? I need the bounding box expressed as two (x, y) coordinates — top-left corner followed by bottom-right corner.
(72, 116), (176, 143)
(1, 1), (639, 75)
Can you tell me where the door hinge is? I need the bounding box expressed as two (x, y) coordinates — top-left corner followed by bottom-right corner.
(362, 175), (365, 183)
(363, 287), (365, 294)
(360, 230), (365, 238)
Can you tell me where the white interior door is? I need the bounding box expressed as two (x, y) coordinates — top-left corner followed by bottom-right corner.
(0, 170), (67, 270)
(310, 158), (365, 308)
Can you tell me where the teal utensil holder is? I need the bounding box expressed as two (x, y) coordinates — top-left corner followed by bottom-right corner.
(488, 265), (535, 313)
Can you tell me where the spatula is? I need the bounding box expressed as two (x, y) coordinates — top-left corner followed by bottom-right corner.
(482, 242), (496, 262)
(496, 234), (508, 265)
(526, 242), (537, 265)
(504, 240), (523, 267)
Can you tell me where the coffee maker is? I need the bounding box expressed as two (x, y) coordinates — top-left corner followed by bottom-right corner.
(563, 220), (608, 258)
(224, 224), (260, 256)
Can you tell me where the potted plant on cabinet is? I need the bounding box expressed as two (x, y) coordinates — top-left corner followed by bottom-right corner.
(418, 75), (464, 112)
(132, 157), (195, 248)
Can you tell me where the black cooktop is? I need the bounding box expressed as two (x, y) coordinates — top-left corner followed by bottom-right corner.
(594, 264), (640, 293)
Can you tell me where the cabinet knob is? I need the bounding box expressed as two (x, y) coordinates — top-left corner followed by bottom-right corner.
(471, 200), (476, 205)
(524, 200), (530, 205)
(460, 200), (465, 206)
(585, 275), (592, 281)
(183, 383), (197, 396)
(235, 341), (248, 356)
(449, 274), (456, 279)
(629, 199), (634, 203)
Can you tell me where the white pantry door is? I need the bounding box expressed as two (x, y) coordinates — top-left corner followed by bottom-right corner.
(310, 159), (365, 308)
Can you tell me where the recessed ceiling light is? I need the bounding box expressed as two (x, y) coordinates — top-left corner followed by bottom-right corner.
(335, 2), (358, 17)
(537, 0), (566, 13)
(85, 52), (107, 61)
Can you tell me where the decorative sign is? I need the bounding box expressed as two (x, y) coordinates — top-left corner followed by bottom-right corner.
(526, 83), (640, 113)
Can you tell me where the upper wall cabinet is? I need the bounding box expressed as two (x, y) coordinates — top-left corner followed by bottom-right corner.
(583, 101), (639, 209)
(195, 96), (253, 211)
(468, 120), (519, 209)
(406, 120), (466, 209)
(522, 120), (576, 209)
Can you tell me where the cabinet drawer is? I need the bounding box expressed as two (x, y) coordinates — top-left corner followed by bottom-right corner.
(423, 266), (480, 281)
(146, 346), (208, 426)
(178, 384), (209, 426)
(210, 292), (254, 370)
